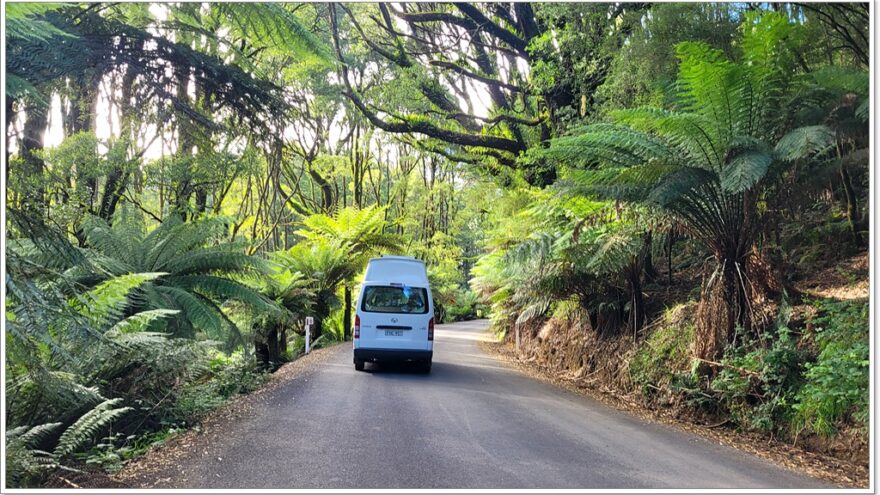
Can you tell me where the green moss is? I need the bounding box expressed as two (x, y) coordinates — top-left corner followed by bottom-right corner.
(629, 304), (695, 397)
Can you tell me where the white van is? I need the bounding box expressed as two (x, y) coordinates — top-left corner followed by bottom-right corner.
(353, 255), (434, 372)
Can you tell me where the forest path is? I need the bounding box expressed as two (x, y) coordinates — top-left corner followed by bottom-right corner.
(126, 319), (828, 489)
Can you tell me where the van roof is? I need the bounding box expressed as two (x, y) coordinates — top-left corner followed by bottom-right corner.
(364, 256), (429, 286)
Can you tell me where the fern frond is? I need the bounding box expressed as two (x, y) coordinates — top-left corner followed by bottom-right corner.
(54, 399), (131, 458)
(774, 125), (836, 161)
(5, 3), (75, 41)
(145, 216), (225, 270)
(16, 423), (63, 448)
(587, 229), (644, 275)
(81, 217), (135, 271)
(213, 3), (331, 62)
(75, 272), (167, 326)
(152, 285), (219, 330)
(160, 249), (267, 275)
(647, 167), (716, 208)
(168, 275), (278, 314)
(720, 150), (772, 193)
(105, 309), (179, 337)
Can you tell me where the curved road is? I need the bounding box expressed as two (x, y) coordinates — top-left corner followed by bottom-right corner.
(152, 319), (828, 489)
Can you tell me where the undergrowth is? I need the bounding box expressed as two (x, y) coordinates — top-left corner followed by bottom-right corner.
(630, 297), (868, 443)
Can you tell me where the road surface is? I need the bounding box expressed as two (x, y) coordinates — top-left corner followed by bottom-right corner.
(150, 319), (828, 489)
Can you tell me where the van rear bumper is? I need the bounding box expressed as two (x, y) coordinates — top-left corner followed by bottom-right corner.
(354, 348), (432, 363)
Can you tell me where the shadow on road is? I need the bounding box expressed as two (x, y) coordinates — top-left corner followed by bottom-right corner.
(362, 359), (534, 397)
(363, 361), (430, 375)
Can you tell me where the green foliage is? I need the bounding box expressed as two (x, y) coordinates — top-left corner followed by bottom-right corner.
(5, 399), (130, 486)
(5, 2), (76, 100)
(4, 1), (870, 483)
(707, 322), (805, 433)
(212, 3), (331, 62)
(318, 307), (346, 345)
(172, 353), (268, 424)
(276, 240), (352, 310)
(79, 211), (275, 346)
(794, 299), (869, 435)
(54, 399), (131, 458)
(443, 290), (480, 323)
(296, 205), (401, 261)
(662, 298), (867, 439)
(629, 304), (695, 396)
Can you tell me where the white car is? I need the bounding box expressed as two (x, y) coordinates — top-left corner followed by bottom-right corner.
(353, 255), (434, 373)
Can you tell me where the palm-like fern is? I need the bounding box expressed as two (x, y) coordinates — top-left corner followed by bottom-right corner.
(294, 205), (402, 339)
(273, 239), (359, 339)
(77, 211), (277, 346)
(296, 205), (402, 260)
(540, 12), (808, 358)
(774, 66), (869, 245)
(472, 190), (648, 337)
(246, 268), (316, 367)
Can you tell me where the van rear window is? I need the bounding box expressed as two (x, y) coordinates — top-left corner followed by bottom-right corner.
(361, 285), (429, 314)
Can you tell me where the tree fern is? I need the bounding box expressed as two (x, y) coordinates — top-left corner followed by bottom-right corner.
(78, 212), (275, 345)
(536, 12), (824, 357)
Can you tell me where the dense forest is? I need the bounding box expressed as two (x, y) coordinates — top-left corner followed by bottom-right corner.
(4, 2), (870, 487)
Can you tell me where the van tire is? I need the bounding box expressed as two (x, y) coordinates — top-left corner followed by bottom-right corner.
(420, 361), (432, 374)
(354, 359), (365, 371)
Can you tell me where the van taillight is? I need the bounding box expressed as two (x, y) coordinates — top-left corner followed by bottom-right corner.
(354, 315), (360, 339)
(428, 317), (434, 341)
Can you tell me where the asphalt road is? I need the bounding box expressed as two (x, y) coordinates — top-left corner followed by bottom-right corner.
(158, 319), (828, 489)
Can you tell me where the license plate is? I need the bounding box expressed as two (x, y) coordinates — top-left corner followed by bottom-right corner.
(384, 330), (403, 337)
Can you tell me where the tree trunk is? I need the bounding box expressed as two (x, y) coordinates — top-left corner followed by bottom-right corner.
(255, 322), (283, 370)
(313, 298), (327, 339)
(195, 189), (208, 214)
(343, 285), (352, 340)
(278, 326), (288, 360)
(5, 97), (15, 169)
(98, 68), (137, 223)
(643, 231), (658, 283)
(694, 253), (752, 364)
(99, 167), (128, 222)
(840, 164), (862, 247)
(627, 264), (645, 338)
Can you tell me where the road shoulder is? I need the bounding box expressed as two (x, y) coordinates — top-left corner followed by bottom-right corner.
(479, 338), (865, 488)
(113, 343), (347, 488)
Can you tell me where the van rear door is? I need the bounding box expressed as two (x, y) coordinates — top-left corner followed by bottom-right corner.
(359, 283), (430, 350)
